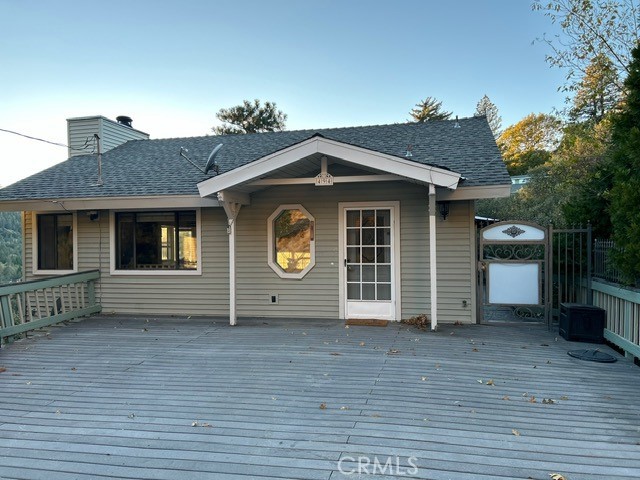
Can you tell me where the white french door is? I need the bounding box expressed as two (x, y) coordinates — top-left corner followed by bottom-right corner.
(339, 203), (400, 320)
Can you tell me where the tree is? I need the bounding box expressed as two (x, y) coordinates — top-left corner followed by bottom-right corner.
(474, 95), (502, 138)
(497, 113), (562, 175)
(570, 54), (621, 123)
(409, 97), (451, 122)
(608, 44), (640, 283)
(532, 0), (639, 95)
(212, 99), (287, 135)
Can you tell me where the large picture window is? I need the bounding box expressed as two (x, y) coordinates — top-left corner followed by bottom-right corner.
(36, 213), (74, 271)
(115, 211), (198, 271)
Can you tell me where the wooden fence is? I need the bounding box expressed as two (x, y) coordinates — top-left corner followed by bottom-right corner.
(592, 279), (640, 360)
(0, 270), (101, 346)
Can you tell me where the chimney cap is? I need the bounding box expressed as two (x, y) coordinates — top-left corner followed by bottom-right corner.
(116, 115), (133, 127)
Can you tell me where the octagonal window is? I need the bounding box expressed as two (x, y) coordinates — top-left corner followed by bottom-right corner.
(267, 205), (315, 279)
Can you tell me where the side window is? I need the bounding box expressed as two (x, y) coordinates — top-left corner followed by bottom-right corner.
(267, 205), (315, 279)
(36, 213), (74, 271)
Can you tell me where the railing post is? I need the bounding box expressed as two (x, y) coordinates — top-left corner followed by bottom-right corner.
(587, 223), (593, 305)
(0, 296), (13, 329)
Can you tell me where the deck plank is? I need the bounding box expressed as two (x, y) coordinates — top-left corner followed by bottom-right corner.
(1, 315), (639, 479)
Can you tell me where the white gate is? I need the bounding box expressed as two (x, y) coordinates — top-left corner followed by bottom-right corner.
(478, 221), (550, 325)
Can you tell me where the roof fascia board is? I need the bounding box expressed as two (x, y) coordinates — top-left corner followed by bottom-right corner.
(197, 137), (461, 197)
(437, 184), (511, 201)
(0, 195), (220, 212)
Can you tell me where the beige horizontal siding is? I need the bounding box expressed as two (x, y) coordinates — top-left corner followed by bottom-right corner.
(24, 184), (477, 323)
(26, 208), (230, 317)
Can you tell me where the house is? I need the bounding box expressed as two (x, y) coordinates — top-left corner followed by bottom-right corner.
(0, 115), (510, 329)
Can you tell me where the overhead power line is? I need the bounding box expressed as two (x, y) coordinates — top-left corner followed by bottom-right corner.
(0, 127), (94, 152)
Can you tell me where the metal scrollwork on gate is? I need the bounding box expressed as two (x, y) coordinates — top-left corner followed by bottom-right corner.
(478, 221), (550, 326)
(502, 225), (526, 238)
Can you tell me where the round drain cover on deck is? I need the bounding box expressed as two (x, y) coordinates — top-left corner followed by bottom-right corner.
(567, 349), (617, 363)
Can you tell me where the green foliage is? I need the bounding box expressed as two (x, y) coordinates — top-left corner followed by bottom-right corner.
(409, 97), (451, 122)
(570, 54), (621, 122)
(0, 212), (22, 284)
(532, 0), (639, 95)
(497, 113), (562, 175)
(212, 99), (287, 135)
(474, 95), (502, 138)
(608, 45), (640, 283)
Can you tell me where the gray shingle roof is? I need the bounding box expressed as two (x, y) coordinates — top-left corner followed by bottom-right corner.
(0, 116), (509, 201)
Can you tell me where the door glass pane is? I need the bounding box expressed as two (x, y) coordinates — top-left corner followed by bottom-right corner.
(347, 265), (360, 282)
(377, 247), (391, 263)
(362, 265), (375, 282)
(347, 247), (360, 263)
(362, 247), (375, 263)
(347, 229), (360, 246)
(37, 215), (56, 270)
(117, 213), (135, 269)
(362, 283), (375, 300)
(362, 210), (375, 227)
(362, 228), (375, 245)
(376, 210), (390, 227)
(377, 265), (391, 282)
(347, 210), (360, 227)
(347, 283), (360, 300)
(377, 284), (391, 301)
(377, 228), (391, 246)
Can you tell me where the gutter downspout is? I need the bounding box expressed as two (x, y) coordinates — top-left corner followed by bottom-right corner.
(429, 184), (438, 331)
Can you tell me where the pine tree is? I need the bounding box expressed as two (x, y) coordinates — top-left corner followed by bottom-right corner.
(570, 54), (621, 123)
(474, 95), (502, 138)
(212, 99), (287, 135)
(409, 97), (451, 122)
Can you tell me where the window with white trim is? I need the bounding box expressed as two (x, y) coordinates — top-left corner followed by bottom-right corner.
(115, 211), (198, 270)
(267, 205), (315, 279)
(36, 213), (74, 270)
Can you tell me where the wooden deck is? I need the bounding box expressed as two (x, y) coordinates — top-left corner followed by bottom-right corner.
(0, 315), (639, 480)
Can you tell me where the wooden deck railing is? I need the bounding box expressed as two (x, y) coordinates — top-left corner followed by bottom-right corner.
(592, 278), (640, 359)
(0, 270), (101, 346)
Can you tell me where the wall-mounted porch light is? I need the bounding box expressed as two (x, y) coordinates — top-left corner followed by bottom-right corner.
(437, 201), (450, 220)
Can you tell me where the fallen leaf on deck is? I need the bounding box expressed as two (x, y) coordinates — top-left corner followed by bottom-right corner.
(330, 352), (342, 356)
(0, 367), (6, 373)
(512, 429), (521, 436)
(26, 381), (31, 385)
(502, 396), (510, 401)
(340, 406), (349, 410)
(128, 413), (136, 419)
(547, 360), (552, 364)
(271, 396), (277, 400)
(142, 328), (148, 332)
(359, 342), (365, 347)
(421, 376), (428, 381)
(542, 398), (556, 404)
(529, 396), (537, 403)
(71, 367), (77, 371)
(387, 349), (400, 355)
(477, 379), (484, 384)
(549, 474), (566, 480)
(486, 379), (495, 386)
(435, 363), (441, 369)
(371, 413), (381, 418)
(560, 395), (569, 401)
(319, 403), (327, 410)
(522, 392), (529, 397)
(191, 421), (199, 427)
(472, 348), (479, 352)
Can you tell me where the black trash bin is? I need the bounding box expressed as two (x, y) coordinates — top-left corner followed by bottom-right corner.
(559, 303), (606, 343)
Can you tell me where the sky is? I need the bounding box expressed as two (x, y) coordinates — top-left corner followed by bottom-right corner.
(0, 0), (567, 187)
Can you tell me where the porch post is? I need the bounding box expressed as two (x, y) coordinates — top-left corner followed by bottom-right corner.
(219, 195), (242, 326)
(429, 184), (438, 331)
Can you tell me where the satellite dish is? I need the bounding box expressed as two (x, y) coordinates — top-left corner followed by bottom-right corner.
(204, 144), (223, 174)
